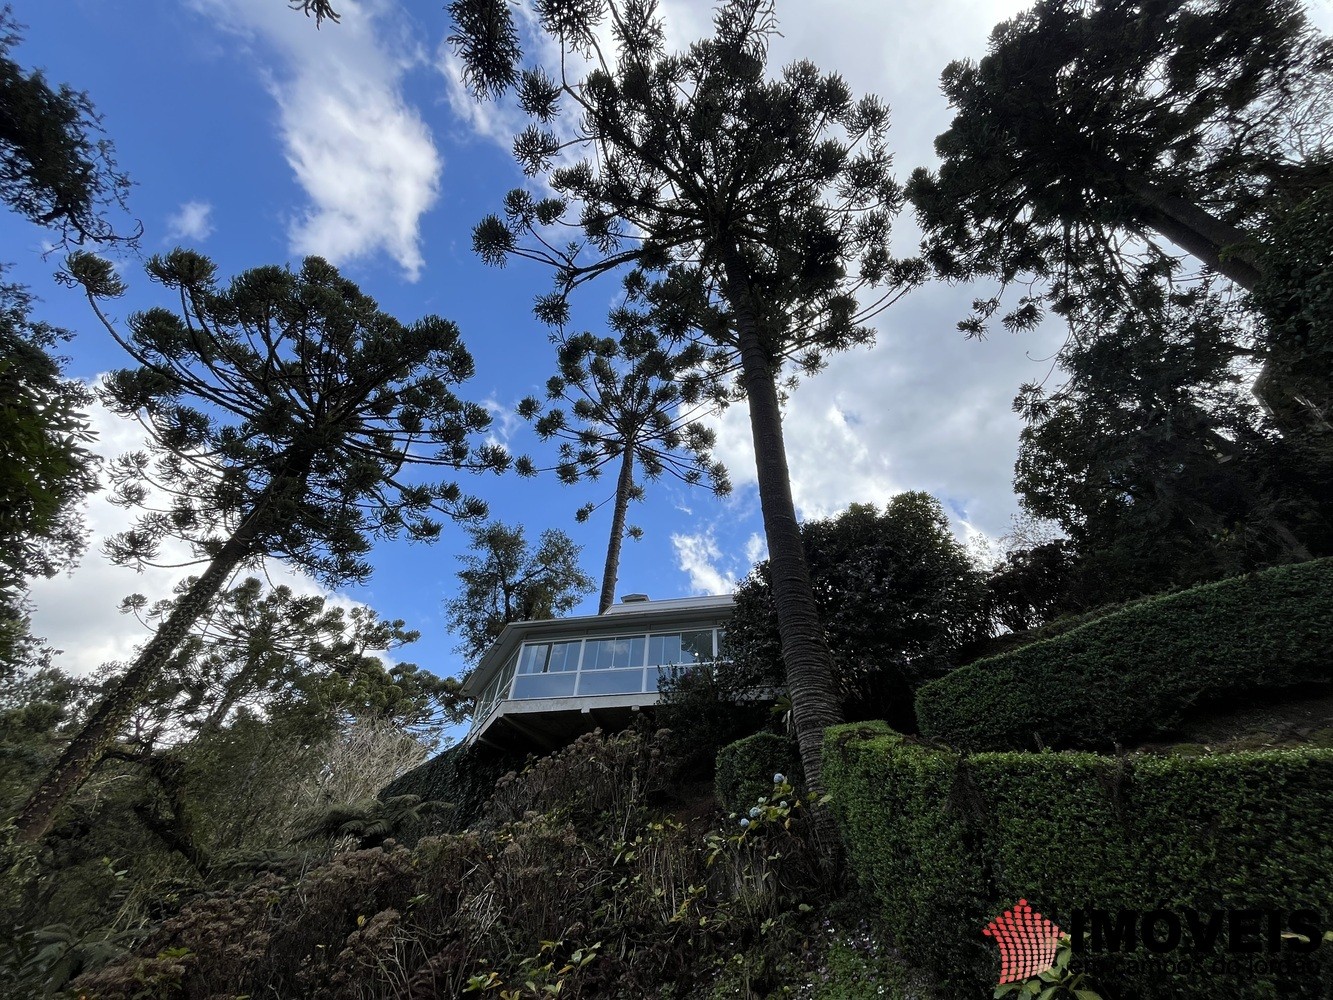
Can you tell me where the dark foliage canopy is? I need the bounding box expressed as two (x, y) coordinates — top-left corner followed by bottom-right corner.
(1014, 274), (1328, 601)
(725, 495), (991, 722)
(909, 0), (1332, 334)
(519, 327), (729, 506)
(0, 277), (98, 604)
(120, 576), (464, 742)
(66, 250), (500, 587)
(444, 520), (594, 665)
(0, 7), (138, 247)
(450, 0), (923, 377)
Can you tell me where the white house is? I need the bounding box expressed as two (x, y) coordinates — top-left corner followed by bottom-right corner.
(460, 593), (735, 751)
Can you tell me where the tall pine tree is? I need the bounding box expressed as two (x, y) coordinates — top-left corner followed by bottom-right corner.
(16, 251), (500, 842)
(517, 316), (730, 614)
(447, 0), (923, 820)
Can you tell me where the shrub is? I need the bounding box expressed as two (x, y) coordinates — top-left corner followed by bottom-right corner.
(378, 740), (519, 835)
(725, 497), (991, 723)
(657, 663), (773, 774)
(71, 729), (831, 1000)
(714, 732), (799, 816)
(916, 558), (1333, 751)
(483, 726), (673, 837)
(824, 721), (1333, 999)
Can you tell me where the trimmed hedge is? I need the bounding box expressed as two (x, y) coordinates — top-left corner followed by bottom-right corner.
(824, 722), (1333, 999)
(714, 731), (799, 815)
(916, 558), (1333, 751)
(378, 741), (519, 835)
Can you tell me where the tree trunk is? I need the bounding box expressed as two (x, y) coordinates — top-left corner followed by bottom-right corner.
(197, 651), (264, 735)
(1109, 163), (1262, 291)
(1104, 160), (1327, 442)
(1198, 417), (1314, 563)
(130, 752), (213, 876)
(598, 448), (636, 615)
(721, 245), (845, 856)
(15, 503), (273, 844)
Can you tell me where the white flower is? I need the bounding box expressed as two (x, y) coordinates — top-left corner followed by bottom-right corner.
(740, 818), (750, 828)
(749, 806), (761, 818)
(773, 772), (786, 784)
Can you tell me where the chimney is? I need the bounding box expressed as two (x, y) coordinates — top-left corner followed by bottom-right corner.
(620, 593), (650, 604)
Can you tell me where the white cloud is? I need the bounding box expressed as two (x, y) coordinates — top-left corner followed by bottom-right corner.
(480, 395), (524, 451)
(743, 532), (767, 567)
(25, 389), (374, 677)
(165, 200), (214, 243)
(670, 530), (737, 596)
(190, 0), (441, 280)
(707, 286), (1068, 540)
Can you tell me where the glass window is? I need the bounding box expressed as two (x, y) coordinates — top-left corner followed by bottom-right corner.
(511, 672), (578, 699)
(577, 668), (647, 696)
(546, 640), (582, 672)
(681, 629), (714, 662)
(517, 643), (549, 674)
(647, 633), (681, 666)
(585, 636), (645, 670)
(653, 662), (692, 690)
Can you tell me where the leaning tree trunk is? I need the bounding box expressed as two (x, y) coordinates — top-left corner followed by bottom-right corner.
(14, 503), (273, 843)
(597, 448), (636, 615)
(722, 246), (845, 855)
(1103, 159), (1330, 446)
(1115, 167), (1262, 292)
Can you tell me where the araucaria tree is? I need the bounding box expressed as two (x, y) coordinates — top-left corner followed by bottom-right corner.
(909, 0), (1331, 323)
(16, 251), (500, 842)
(120, 575), (462, 743)
(445, 521), (594, 665)
(518, 320), (730, 613)
(0, 7), (138, 247)
(447, 0), (922, 817)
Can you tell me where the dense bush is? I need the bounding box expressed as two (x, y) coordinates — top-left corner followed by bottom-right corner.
(484, 726), (673, 831)
(916, 558), (1333, 751)
(824, 721), (1333, 1000)
(656, 663), (773, 774)
(724, 496), (990, 726)
(714, 731), (800, 816)
(378, 739), (519, 835)
(70, 728), (831, 1000)
(1253, 184), (1333, 467)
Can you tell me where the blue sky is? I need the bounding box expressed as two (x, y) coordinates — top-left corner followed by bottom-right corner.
(14, 0), (1325, 695)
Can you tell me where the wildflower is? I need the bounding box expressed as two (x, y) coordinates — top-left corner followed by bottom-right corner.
(779, 801), (789, 808)
(749, 806), (761, 818)
(773, 772), (786, 784)
(740, 818), (750, 828)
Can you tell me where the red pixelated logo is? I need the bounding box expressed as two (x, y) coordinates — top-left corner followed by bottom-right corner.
(983, 899), (1063, 984)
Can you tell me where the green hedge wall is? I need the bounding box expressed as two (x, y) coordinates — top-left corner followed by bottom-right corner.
(378, 742), (519, 836)
(916, 558), (1333, 752)
(714, 731), (799, 815)
(824, 722), (1333, 1000)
